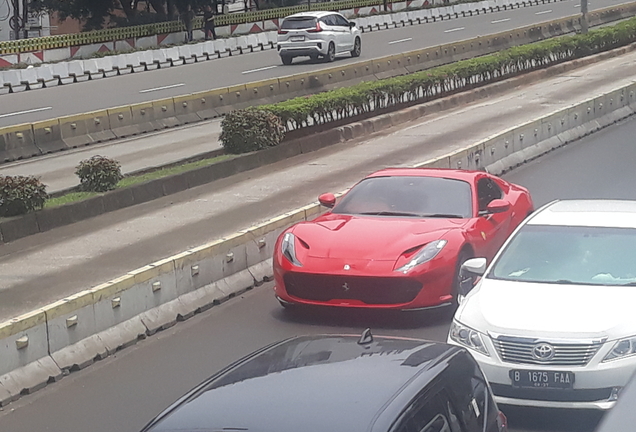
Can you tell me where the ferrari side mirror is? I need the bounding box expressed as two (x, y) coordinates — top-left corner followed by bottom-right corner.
(319, 193), (336, 208)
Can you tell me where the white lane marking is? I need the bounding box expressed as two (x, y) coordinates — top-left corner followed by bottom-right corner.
(388, 37), (413, 45)
(444, 27), (465, 33)
(535, 9), (553, 14)
(574, 4), (581, 7)
(139, 83), (185, 93)
(242, 65), (278, 74)
(491, 18), (511, 24)
(0, 106), (53, 119)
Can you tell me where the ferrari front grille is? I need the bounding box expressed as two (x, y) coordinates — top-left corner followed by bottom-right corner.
(284, 273), (422, 304)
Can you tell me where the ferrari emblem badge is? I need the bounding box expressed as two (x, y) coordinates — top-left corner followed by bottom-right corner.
(342, 283), (350, 292)
(481, 231), (487, 240)
(344, 264), (351, 270)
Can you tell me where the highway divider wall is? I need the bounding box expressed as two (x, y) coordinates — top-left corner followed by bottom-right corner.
(1, 49), (636, 407)
(1, 3), (635, 165)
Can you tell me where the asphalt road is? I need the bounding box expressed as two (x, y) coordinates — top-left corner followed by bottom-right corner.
(0, 0), (627, 128)
(1, 96), (636, 432)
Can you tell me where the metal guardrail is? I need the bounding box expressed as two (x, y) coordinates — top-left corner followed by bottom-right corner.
(0, 0), (406, 55)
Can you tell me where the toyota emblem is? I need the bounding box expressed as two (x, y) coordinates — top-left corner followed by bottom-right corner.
(532, 343), (555, 361)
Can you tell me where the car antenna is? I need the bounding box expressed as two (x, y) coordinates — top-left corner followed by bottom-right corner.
(358, 328), (373, 345)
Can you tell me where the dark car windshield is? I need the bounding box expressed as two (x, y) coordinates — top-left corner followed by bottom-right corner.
(489, 224), (636, 285)
(281, 17), (317, 29)
(332, 176), (473, 218)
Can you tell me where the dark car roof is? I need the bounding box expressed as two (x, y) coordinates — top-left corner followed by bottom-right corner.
(142, 334), (464, 432)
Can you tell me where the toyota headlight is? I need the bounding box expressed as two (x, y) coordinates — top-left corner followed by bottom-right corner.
(281, 232), (303, 267)
(395, 240), (447, 273)
(449, 321), (490, 356)
(603, 336), (636, 362)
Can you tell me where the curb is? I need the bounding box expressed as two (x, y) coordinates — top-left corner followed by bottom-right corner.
(2, 40), (636, 245)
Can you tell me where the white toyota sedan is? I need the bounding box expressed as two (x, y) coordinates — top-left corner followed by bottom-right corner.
(448, 200), (636, 410)
(277, 11), (362, 65)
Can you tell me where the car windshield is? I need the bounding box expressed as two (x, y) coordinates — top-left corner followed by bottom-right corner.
(489, 224), (636, 285)
(332, 176), (473, 218)
(281, 17), (317, 29)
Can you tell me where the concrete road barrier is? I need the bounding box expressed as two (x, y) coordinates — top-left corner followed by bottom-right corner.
(83, 59), (105, 80)
(67, 60), (89, 82)
(1, 69), (27, 92)
(35, 65), (60, 88)
(19, 67), (44, 90)
(0, 124), (40, 163)
(94, 57), (118, 78)
(32, 119), (67, 154)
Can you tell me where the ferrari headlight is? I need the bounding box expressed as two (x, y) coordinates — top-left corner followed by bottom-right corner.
(603, 336), (636, 362)
(449, 320), (490, 356)
(395, 240), (447, 273)
(281, 232), (302, 267)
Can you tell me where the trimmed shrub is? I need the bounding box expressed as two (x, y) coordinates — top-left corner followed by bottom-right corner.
(220, 109), (286, 154)
(0, 175), (48, 217)
(75, 155), (124, 192)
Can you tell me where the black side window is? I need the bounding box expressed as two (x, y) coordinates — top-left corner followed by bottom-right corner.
(392, 392), (464, 432)
(334, 14), (349, 26)
(444, 352), (497, 432)
(321, 15), (336, 26)
(477, 178), (503, 211)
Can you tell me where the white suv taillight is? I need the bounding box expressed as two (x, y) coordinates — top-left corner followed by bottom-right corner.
(307, 22), (322, 33)
(277, 29), (288, 35)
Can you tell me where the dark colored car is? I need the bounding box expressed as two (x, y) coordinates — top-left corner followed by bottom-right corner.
(140, 331), (507, 432)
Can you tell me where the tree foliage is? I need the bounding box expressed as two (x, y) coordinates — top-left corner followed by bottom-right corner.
(30, 0), (215, 30)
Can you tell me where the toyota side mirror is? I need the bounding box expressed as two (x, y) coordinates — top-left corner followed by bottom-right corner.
(349, 21), (356, 28)
(458, 257), (487, 298)
(319, 193), (336, 208)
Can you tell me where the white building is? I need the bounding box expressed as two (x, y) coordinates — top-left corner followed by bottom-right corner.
(0, 0), (50, 42)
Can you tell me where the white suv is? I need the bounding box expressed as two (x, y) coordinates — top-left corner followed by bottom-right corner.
(448, 200), (636, 410)
(277, 11), (362, 65)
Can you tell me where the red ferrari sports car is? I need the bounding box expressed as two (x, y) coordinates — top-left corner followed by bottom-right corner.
(272, 168), (534, 310)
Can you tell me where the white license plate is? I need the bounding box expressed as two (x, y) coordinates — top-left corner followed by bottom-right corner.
(290, 36), (305, 42)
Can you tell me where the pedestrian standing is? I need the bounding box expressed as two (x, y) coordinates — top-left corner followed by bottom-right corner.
(204, 6), (217, 40)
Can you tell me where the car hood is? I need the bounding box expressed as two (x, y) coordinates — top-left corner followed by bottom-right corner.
(457, 278), (636, 339)
(291, 214), (466, 260)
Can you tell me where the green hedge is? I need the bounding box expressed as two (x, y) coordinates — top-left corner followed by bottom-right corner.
(241, 18), (636, 134)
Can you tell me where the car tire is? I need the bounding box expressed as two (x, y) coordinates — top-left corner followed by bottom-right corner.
(281, 55), (293, 65)
(324, 42), (336, 62)
(351, 37), (361, 57)
(452, 249), (473, 307)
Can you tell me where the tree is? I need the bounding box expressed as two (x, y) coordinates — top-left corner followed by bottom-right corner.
(30, 0), (214, 31)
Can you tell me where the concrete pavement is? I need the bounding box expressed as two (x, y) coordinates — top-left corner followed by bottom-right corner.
(2, 49), (636, 323)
